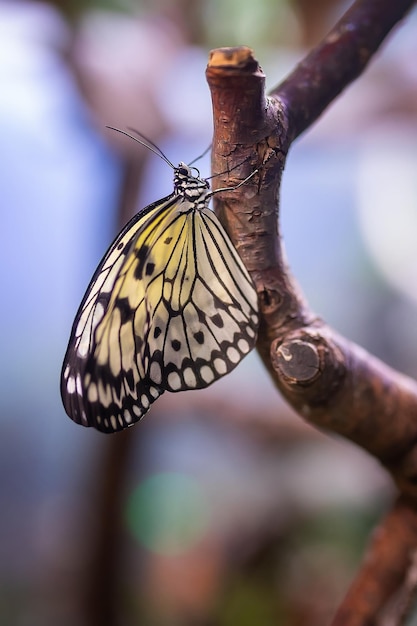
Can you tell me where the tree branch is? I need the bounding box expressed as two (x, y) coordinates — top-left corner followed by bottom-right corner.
(206, 36), (417, 498)
(206, 0), (417, 621)
(274, 0), (415, 141)
(331, 497), (417, 626)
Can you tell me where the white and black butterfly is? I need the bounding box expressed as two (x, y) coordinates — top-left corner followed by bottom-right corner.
(61, 131), (259, 433)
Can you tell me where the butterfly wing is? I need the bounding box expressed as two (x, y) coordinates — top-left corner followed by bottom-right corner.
(61, 194), (174, 431)
(128, 205), (259, 394)
(154, 206), (258, 392)
(61, 197), (258, 434)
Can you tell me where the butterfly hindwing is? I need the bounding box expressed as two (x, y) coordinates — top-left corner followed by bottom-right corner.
(61, 164), (259, 433)
(138, 206), (259, 393)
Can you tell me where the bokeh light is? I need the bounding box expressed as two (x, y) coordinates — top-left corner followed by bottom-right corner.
(125, 472), (210, 555)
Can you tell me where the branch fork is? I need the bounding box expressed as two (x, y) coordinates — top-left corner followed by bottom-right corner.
(205, 1), (417, 622)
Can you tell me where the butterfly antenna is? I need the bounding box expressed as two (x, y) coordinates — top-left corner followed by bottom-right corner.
(188, 143), (212, 166)
(106, 126), (175, 169)
(205, 155), (252, 181)
(206, 168), (259, 199)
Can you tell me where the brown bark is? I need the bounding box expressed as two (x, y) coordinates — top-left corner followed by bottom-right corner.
(331, 497), (417, 626)
(205, 0), (417, 623)
(275, 0), (414, 141)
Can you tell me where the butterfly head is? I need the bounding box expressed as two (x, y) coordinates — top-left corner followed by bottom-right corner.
(174, 162), (210, 205)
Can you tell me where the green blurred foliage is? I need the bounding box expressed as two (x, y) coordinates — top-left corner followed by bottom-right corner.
(213, 502), (385, 626)
(57, 0), (298, 48)
(201, 0), (294, 48)
(219, 579), (287, 626)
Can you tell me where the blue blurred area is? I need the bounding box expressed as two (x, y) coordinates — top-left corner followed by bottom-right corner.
(282, 143), (382, 351)
(0, 0), (121, 585)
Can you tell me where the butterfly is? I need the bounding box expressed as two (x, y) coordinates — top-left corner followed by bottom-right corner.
(61, 130), (259, 433)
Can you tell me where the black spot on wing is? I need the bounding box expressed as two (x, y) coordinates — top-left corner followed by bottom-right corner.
(134, 245), (149, 280)
(193, 331), (204, 344)
(116, 297), (133, 324)
(211, 313), (224, 328)
(125, 369), (135, 392)
(146, 262), (155, 276)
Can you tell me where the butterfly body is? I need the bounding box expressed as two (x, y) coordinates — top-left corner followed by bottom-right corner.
(61, 162), (258, 433)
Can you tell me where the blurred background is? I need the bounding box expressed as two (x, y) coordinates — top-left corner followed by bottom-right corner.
(2, 0), (417, 624)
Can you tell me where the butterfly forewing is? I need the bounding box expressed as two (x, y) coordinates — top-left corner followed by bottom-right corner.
(61, 163), (259, 433)
(61, 195), (175, 429)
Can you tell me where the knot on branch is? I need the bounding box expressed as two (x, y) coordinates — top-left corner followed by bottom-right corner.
(273, 339), (321, 384)
(270, 329), (346, 406)
(258, 283), (283, 315)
